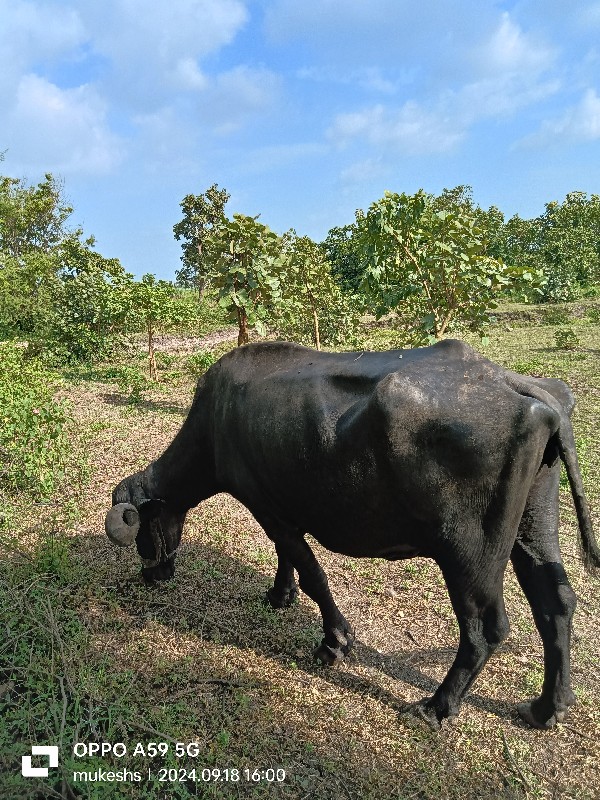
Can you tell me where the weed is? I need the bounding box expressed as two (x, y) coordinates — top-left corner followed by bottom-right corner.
(554, 327), (580, 349)
(584, 306), (600, 322)
(522, 664), (544, 697)
(0, 342), (71, 498)
(116, 365), (150, 403)
(184, 349), (216, 379)
(507, 358), (546, 376)
(190, 560), (226, 581)
(215, 730), (231, 749)
(541, 307), (572, 325)
(154, 351), (177, 369)
(31, 529), (72, 582)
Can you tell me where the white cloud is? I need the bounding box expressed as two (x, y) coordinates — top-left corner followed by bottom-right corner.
(339, 157), (387, 185)
(453, 13), (559, 122)
(519, 88), (600, 147)
(450, 75), (561, 123)
(325, 11), (561, 157)
(0, 0), (85, 99)
(7, 74), (123, 174)
(200, 66), (283, 133)
(328, 103), (463, 154)
(297, 65), (400, 94)
(474, 12), (555, 76)
(172, 58), (208, 92)
(79, 0), (249, 107)
(0, 0), (85, 65)
(0, 0), (260, 176)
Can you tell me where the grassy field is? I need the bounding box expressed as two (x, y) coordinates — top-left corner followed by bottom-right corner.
(1, 303), (599, 799)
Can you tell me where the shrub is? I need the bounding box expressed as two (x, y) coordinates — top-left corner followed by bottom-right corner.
(116, 366), (149, 404)
(154, 351), (177, 369)
(184, 350), (216, 379)
(585, 306), (600, 323)
(554, 328), (580, 350)
(0, 342), (70, 498)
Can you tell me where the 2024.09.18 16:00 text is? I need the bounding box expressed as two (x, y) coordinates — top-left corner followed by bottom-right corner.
(155, 767), (286, 783)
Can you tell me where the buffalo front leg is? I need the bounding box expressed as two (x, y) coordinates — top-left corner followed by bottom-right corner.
(265, 543), (298, 609)
(511, 462), (577, 729)
(263, 524), (354, 664)
(407, 562), (510, 728)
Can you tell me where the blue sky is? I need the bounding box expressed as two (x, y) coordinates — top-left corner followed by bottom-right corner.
(1, 0), (599, 280)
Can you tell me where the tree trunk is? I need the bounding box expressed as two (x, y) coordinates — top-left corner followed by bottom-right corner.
(148, 324), (158, 380)
(237, 307), (249, 346)
(312, 307), (321, 350)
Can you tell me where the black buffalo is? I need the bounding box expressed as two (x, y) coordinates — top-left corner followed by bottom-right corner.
(105, 340), (599, 730)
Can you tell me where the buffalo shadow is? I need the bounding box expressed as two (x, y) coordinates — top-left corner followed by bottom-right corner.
(104, 537), (519, 728)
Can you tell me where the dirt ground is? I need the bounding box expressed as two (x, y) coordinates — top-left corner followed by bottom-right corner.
(4, 322), (599, 800)
(60, 325), (600, 800)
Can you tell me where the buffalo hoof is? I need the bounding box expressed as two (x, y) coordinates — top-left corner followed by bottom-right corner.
(265, 584), (298, 609)
(516, 694), (575, 730)
(401, 700), (448, 730)
(313, 623), (354, 666)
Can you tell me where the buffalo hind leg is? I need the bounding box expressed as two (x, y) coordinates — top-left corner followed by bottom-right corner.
(511, 462), (577, 729)
(407, 563), (510, 728)
(261, 522), (354, 664)
(266, 543), (298, 609)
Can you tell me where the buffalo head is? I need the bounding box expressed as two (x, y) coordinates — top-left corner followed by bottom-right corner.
(105, 470), (186, 583)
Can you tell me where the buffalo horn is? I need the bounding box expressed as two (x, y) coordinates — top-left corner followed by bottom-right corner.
(105, 502), (140, 547)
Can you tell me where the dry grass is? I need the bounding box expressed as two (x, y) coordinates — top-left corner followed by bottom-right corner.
(2, 313), (599, 799)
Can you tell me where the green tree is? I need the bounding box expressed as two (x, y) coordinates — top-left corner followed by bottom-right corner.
(537, 192), (600, 300)
(207, 213), (286, 346)
(0, 172), (77, 340)
(0, 250), (57, 339)
(278, 231), (359, 349)
(173, 184), (230, 296)
(500, 214), (542, 293)
(45, 238), (133, 362)
(0, 169), (139, 361)
(359, 190), (540, 341)
(0, 173), (73, 258)
(129, 275), (197, 379)
(321, 223), (366, 294)
(432, 185), (506, 261)
(500, 192), (600, 302)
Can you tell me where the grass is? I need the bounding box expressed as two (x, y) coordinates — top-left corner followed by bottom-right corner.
(1, 299), (599, 799)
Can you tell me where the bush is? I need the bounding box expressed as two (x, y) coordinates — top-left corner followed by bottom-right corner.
(554, 328), (580, 350)
(185, 350), (216, 378)
(585, 306), (600, 323)
(154, 351), (177, 370)
(116, 366), (149, 404)
(0, 342), (71, 498)
(582, 285), (600, 299)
